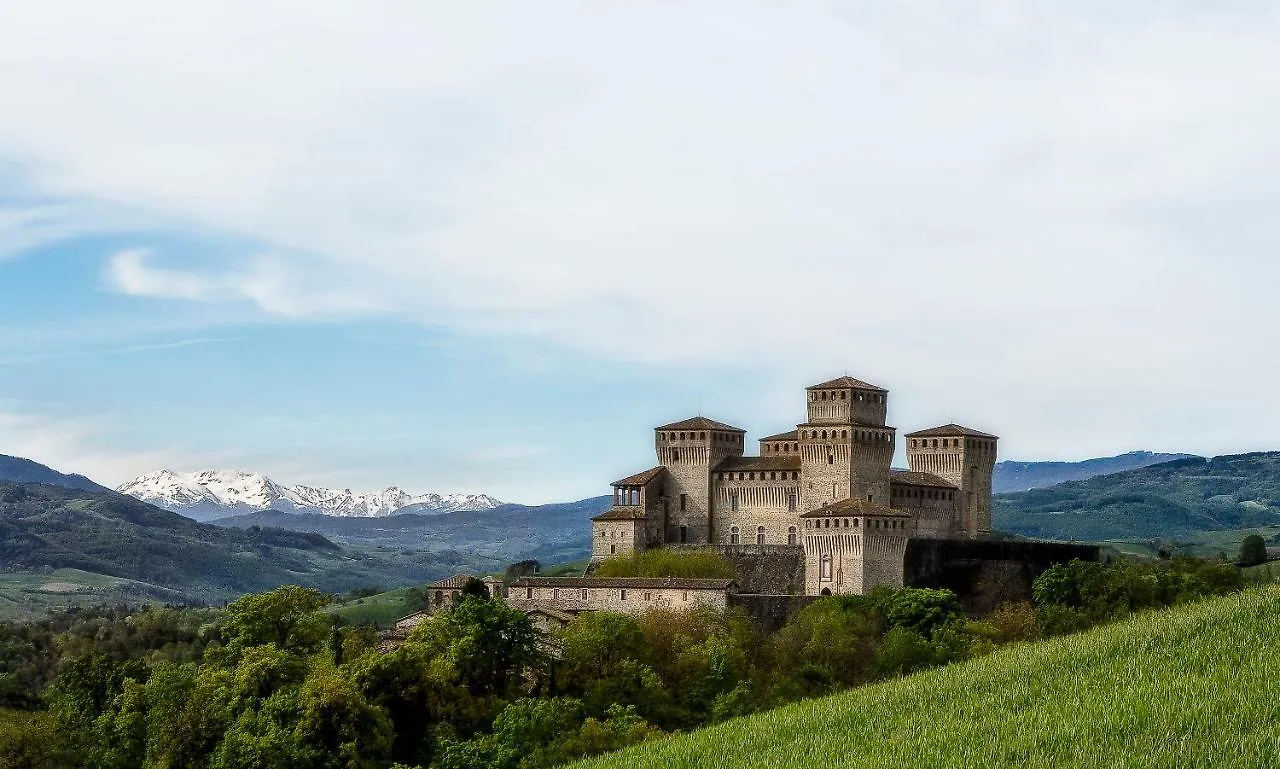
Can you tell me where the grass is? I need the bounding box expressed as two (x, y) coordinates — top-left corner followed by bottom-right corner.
(327, 585), (429, 628)
(572, 586), (1280, 768)
(0, 568), (189, 621)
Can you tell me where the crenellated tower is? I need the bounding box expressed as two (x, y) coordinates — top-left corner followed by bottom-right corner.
(797, 377), (895, 512)
(653, 417), (744, 544)
(905, 424), (998, 537)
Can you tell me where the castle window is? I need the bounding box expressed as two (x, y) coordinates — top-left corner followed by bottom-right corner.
(749, 473), (755, 480)
(730, 526), (740, 545)
(680, 525), (687, 543)
(582, 588), (588, 600)
(840, 391), (847, 400)
(610, 545), (616, 554)
(620, 590), (627, 600)
(683, 591), (689, 601)
(680, 432), (686, 440)
(644, 592), (652, 601)
(552, 588), (559, 599)
(820, 391), (828, 400)
(820, 555), (833, 580)
(793, 472), (799, 480)
(730, 494), (739, 512)
(526, 588), (534, 599)
(843, 430), (848, 439)
(700, 432), (706, 439)
(672, 448), (680, 461)
(757, 526), (765, 545)
(783, 444), (789, 452)
(788, 526), (797, 545)
(828, 455), (834, 465)
(853, 518), (859, 526)
(821, 430), (828, 439)
(680, 493), (688, 511)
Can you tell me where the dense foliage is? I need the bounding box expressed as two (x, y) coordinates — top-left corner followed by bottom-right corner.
(0, 554), (1248, 769)
(994, 452), (1280, 541)
(571, 584), (1280, 769)
(591, 549), (736, 580)
(1239, 534), (1268, 567)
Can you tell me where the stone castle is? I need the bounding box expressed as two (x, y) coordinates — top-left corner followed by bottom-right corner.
(591, 375), (998, 595)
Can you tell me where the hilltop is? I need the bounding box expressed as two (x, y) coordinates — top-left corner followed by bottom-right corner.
(994, 451), (1280, 541)
(992, 450), (1196, 493)
(572, 585), (1280, 769)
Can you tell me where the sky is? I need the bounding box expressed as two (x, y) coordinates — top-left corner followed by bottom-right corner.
(2, 1), (1279, 503)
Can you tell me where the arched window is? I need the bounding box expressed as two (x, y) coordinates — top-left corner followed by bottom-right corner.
(821, 430), (828, 439)
(730, 526), (740, 545)
(788, 526), (797, 545)
(828, 454), (834, 465)
(820, 555), (833, 580)
(756, 526), (765, 545)
(672, 448), (680, 461)
(840, 391), (847, 400)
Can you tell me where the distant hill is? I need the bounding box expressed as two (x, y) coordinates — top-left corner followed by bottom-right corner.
(213, 496), (609, 566)
(0, 454), (108, 493)
(993, 451), (1197, 493)
(994, 452), (1280, 541)
(0, 481), (507, 613)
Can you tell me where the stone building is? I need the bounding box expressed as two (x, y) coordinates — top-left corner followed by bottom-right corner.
(591, 375), (999, 595)
(506, 576), (738, 617)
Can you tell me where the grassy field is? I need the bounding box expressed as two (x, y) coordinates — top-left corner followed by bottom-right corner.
(327, 585), (430, 627)
(0, 568), (189, 621)
(573, 586), (1280, 769)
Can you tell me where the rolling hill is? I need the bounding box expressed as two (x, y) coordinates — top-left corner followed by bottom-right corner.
(994, 451), (1280, 541)
(0, 481), (506, 617)
(992, 450), (1196, 493)
(572, 586), (1280, 769)
(0, 454), (108, 493)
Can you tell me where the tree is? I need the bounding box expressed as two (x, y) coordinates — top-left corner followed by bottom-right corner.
(222, 586), (332, 654)
(1239, 535), (1267, 567)
(460, 578), (491, 602)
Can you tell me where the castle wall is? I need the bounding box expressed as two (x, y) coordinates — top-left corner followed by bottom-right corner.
(907, 436), (997, 538)
(666, 544), (806, 594)
(711, 470), (801, 546)
(728, 593), (819, 632)
(591, 519), (643, 559)
(890, 482), (960, 538)
(801, 514), (913, 595)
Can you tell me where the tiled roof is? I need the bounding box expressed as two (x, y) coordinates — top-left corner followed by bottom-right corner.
(714, 455), (802, 472)
(611, 466), (666, 487)
(510, 577), (739, 590)
(591, 508), (647, 521)
(428, 573), (477, 589)
(905, 423), (998, 439)
(799, 498), (912, 518)
(656, 416), (746, 432)
(806, 375), (887, 392)
(890, 469), (959, 488)
(759, 430), (798, 442)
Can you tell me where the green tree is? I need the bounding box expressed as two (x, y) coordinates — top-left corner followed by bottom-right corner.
(1239, 534), (1268, 567)
(222, 586), (332, 654)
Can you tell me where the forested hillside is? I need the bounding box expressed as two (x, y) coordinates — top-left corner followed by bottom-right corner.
(994, 452), (1280, 541)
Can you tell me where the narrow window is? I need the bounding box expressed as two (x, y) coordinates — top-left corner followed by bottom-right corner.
(756, 526), (766, 545)
(820, 555), (833, 581)
(788, 494), (797, 512)
(610, 544), (616, 554)
(581, 588), (588, 600)
(680, 493), (688, 512)
(788, 526), (797, 545)
(680, 525), (687, 543)
(526, 587), (533, 599)
(683, 591), (689, 601)
(731, 494), (739, 512)
(620, 589), (627, 600)
(552, 588), (559, 599)
(644, 592), (652, 601)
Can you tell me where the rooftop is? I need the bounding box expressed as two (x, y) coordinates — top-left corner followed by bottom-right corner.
(611, 466), (666, 487)
(510, 576), (739, 591)
(806, 375), (888, 393)
(890, 469), (959, 488)
(591, 507), (648, 521)
(800, 498), (911, 519)
(427, 573), (477, 589)
(759, 430), (799, 442)
(656, 416), (746, 432)
(714, 455), (802, 472)
(906, 423), (998, 439)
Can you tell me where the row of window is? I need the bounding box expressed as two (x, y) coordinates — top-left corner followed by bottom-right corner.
(762, 442), (800, 453)
(728, 492), (799, 512)
(660, 431), (743, 443)
(525, 587), (696, 602)
(893, 487), (956, 501)
(728, 524), (799, 545)
(809, 390), (885, 404)
(804, 517), (906, 530)
(717, 470), (800, 482)
(910, 438), (996, 450)
(802, 429), (890, 442)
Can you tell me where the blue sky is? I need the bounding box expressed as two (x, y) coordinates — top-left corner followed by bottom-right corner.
(3, 2), (1280, 502)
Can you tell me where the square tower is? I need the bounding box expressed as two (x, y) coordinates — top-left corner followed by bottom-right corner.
(905, 424), (998, 538)
(797, 377), (895, 512)
(654, 417), (745, 544)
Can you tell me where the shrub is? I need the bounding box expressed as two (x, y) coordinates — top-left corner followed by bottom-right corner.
(593, 549), (735, 580)
(1239, 535), (1268, 567)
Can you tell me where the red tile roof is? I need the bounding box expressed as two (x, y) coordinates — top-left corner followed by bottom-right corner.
(905, 423), (998, 439)
(800, 498), (911, 518)
(611, 466), (666, 487)
(806, 376), (887, 392)
(656, 416), (746, 432)
(890, 469), (959, 488)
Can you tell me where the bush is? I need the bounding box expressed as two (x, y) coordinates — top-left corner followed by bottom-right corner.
(592, 549), (736, 580)
(1239, 535), (1267, 567)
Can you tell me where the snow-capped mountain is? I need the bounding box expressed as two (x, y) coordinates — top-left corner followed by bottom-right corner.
(117, 469), (502, 522)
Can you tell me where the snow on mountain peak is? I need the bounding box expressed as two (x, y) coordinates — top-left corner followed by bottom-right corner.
(116, 470), (503, 519)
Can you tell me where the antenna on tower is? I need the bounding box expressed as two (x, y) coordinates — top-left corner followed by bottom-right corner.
(697, 392), (702, 416)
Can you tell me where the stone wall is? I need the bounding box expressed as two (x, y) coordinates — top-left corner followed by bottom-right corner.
(710, 473), (801, 546)
(591, 518), (642, 559)
(508, 582), (730, 615)
(667, 544), (806, 594)
(904, 537), (1099, 613)
(728, 593), (819, 632)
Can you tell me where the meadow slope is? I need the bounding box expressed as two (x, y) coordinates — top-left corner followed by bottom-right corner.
(573, 587), (1280, 769)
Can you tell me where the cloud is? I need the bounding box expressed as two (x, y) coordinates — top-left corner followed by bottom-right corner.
(0, 410), (222, 487)
(1, 2), (1279, 460)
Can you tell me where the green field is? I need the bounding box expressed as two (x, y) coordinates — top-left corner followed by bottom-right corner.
(0, 568), (189, 621)
(326, 585), (430, 627)
(573, 586), (1280, 769)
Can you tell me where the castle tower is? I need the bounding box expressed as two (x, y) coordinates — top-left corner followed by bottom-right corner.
(904, 424), (998, 538)
(797, 377), (895, 512)
(800, 498), (914, 595)
(654, 417), (744, 545)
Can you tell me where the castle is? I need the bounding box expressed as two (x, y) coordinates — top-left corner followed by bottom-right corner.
(590, 376), (998, 595)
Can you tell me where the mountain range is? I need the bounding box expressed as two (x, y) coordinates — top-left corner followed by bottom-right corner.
(116, 469), (502, 522)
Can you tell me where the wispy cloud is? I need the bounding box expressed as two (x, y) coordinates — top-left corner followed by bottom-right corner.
(0, 336), (240, 366)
